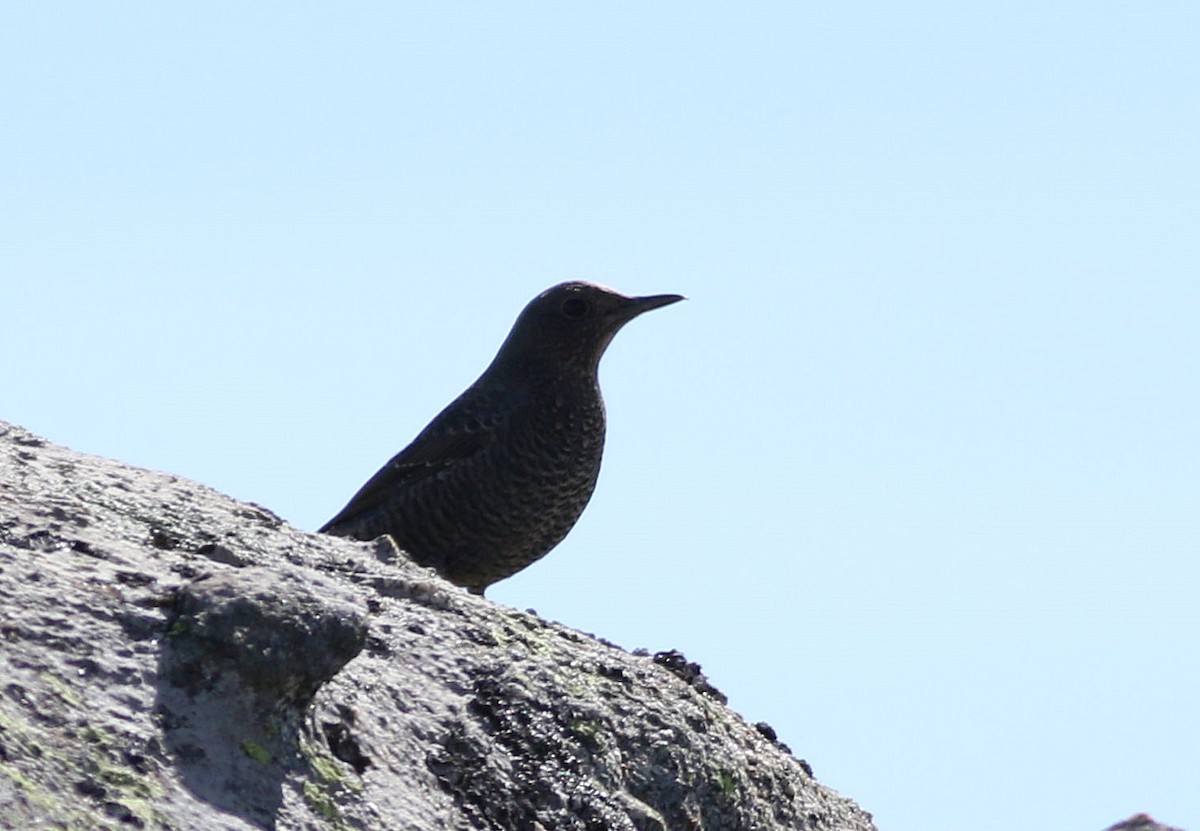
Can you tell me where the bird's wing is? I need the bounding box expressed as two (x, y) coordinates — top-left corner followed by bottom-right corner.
(318, 384), (526, 533)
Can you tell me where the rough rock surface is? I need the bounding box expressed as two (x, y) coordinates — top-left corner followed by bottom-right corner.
(0, 420), (876, 830)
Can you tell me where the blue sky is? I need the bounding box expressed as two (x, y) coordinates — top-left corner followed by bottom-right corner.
(4, 4), (1197, 829)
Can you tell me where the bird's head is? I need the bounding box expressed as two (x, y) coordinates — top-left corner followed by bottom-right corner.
(492, 281), (684, 376)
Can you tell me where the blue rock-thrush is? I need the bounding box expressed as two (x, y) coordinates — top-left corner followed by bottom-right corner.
(320, 281), (684, 594)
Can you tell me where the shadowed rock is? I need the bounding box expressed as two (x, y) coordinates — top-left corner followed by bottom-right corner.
(168, 568), (367, 705)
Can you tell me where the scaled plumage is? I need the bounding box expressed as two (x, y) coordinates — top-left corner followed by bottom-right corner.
(320, 281), (683, 594)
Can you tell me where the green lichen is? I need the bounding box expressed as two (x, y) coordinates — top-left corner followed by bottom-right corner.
(39, 672), (84, 708)
(96, 761), (141, 789)
(81, 750), (166, 828)
(713, 767), (740, 798)
(302, 739), (361, 794)
(303, 779), (351, 829)
(304, 780), (337, 816)
(80, 726), (159, 799)
(310, 755), (346, 785)
(568, 718), (604, 750)
(241, 739), (271, 764)
(0, 761), (58, 811)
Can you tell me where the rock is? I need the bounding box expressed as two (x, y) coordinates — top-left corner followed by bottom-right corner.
(168, 567), (367, 704)
(0, 419), (879, 830)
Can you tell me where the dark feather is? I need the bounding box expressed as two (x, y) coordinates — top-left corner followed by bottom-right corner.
(319, 385), (525, 532)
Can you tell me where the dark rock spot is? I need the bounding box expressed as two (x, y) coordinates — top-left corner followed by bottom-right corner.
(652, 650), (727, 704)
(101, 799), (144, 827)
(75, 777), (107, 798)
(115, 570), (155, 586)
(149, 529), (180, 550)
(323, 718), (371, 775)
(754, 720), (794, 755)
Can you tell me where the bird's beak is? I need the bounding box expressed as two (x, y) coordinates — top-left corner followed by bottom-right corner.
(619, 293), (686, 321)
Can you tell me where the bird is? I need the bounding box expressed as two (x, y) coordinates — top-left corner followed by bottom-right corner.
(319, 281), (684, 595)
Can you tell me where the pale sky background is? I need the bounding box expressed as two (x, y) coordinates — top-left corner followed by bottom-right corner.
(3, 4), (1197, 830)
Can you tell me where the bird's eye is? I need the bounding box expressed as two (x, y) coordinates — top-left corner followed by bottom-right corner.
(561, 298), (590, 319)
